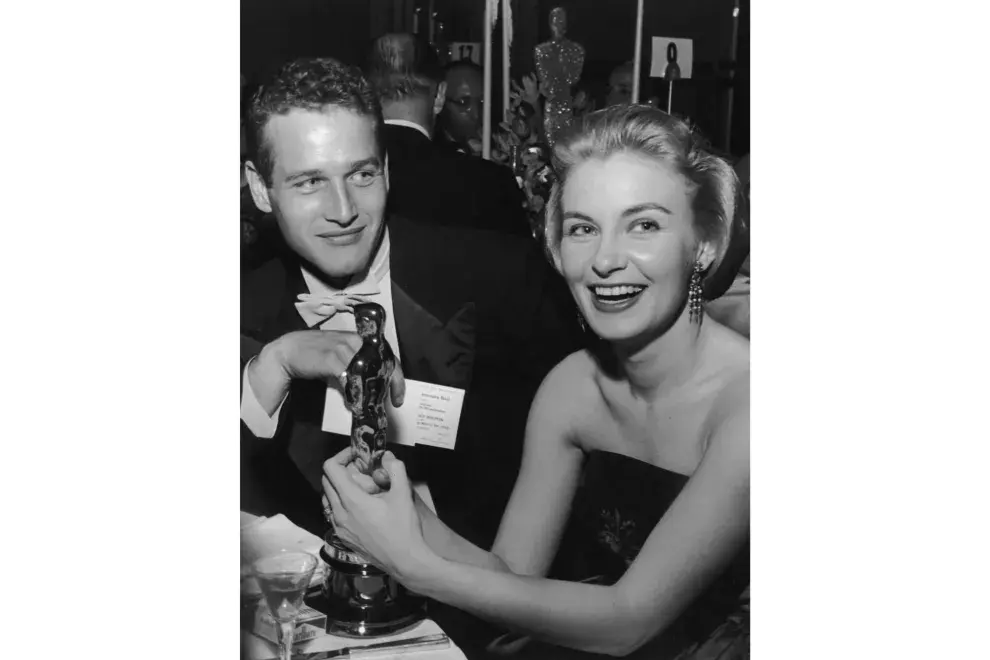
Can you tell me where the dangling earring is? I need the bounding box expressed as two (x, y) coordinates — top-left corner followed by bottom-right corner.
(689, 261), (704, 324)
(576, 308), (589, 333)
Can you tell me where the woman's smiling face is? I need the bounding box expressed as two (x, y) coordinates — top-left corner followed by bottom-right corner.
(559, 151), (706, 341)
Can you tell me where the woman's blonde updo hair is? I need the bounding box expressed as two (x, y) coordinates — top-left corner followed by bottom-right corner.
(544, 105), (744, 292)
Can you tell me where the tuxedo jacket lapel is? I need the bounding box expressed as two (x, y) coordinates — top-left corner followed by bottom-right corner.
(391, 281), (475, 390)
(388, 216), (477, 390)
(241, 252), (309, 345)
(270, 258), (311, 336)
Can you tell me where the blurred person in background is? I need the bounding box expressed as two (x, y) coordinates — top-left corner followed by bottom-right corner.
(605, 61), (660, 109)
(365, 33), (529, 237)
(436, 59), (486, 156)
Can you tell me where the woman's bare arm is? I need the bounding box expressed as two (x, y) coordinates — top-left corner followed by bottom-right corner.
(414, 495), (509, 572)
(488, 354), (588, 576)
(611, 387), (749, 653)
(399, 381), (750, 657)
(413, 353), (588, 576)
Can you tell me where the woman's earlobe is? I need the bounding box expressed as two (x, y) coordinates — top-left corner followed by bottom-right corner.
(697, 241), (717, 272)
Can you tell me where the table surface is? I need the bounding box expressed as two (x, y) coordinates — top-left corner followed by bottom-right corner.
(241, 510), (490, 659)
(241, 617), (468, 660)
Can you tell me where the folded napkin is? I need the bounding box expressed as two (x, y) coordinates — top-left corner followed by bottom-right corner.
(241, 512), (326, 596)
(241, 511), (266, 529)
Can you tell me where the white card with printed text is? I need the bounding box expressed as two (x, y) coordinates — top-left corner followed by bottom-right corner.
(390, 380), (465, 450)
(321, 385), (351, 436)
(322, 379), (465, 451)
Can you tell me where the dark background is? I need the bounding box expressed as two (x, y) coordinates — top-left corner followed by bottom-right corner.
(241, 0), (749, 157)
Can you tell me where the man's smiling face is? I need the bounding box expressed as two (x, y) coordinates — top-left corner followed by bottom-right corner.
(247, 106), (388, 282)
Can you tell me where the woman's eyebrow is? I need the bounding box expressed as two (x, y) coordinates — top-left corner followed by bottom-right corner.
(620, 202), (671, 217)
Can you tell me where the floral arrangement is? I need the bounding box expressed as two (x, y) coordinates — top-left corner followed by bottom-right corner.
(490, 75), (552, 240)
(492, 74), (597, 244)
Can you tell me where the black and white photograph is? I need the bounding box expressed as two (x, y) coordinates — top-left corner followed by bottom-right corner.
(239, 2), (750, 658)
(5, 2), (988, 659)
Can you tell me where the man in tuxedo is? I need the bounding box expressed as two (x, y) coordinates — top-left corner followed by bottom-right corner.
(241, 57), (582, 548)
(436, 60), (486, 155)
(365, 34), (531, 238)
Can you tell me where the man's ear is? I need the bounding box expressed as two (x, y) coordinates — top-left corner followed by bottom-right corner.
(433, 81), (447, 117)
(244, 161), (273, 213)
(383, 152), (390, 192)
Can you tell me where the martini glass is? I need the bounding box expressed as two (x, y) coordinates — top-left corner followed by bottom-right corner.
(252, 550), (319, 660)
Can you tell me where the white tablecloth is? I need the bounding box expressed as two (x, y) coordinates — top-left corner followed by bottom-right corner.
(241, 511), (466, 659)
(241, 618), (467, 660)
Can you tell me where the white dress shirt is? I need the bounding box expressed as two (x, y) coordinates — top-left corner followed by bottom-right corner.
(384, 118), (431, 140)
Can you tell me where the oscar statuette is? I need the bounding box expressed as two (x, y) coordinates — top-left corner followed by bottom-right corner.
(320, 302), (426, 637)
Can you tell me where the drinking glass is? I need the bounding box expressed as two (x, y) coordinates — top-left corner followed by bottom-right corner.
(252, 550), (319, 660)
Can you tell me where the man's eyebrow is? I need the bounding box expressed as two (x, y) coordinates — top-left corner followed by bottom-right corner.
(620, 202), (671, 217)
(283, 158), (382, 182)
(284, 169), (324, 183)
(346, 157), (383, 172)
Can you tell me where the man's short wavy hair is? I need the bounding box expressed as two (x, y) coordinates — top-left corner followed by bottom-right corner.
(365, 33), (444, 102)
(247, 57), (384, 186)
(544, 105), (745, 293)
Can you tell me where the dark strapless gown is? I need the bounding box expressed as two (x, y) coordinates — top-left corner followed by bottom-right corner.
(487, 450), (749, 660)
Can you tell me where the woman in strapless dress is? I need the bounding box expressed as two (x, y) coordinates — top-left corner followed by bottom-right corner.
(323, 105), (750, 659)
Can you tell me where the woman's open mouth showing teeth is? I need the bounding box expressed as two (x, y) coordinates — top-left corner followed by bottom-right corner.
(592, 284), (646, 302)
(588, 284), (647, 313)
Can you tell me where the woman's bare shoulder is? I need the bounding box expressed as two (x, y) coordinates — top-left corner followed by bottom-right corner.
(542, 348), (600, 394)
(532, 349), (603, 417)
(700, 319), (748, 386)
(708, 319), (750, 367)
(521, 350), (605, 453)
(702, 324), (750, 450)
(714, 371), (749, 422)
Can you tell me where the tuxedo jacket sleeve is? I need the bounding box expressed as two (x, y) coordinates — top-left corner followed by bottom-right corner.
(240, 255), (331, 532)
